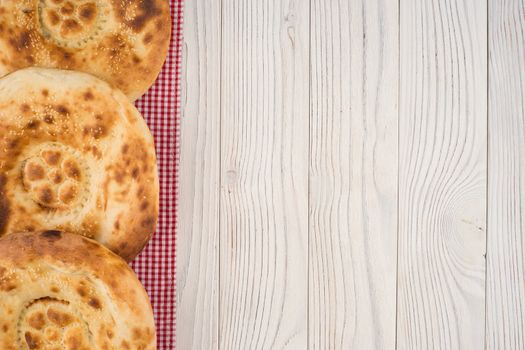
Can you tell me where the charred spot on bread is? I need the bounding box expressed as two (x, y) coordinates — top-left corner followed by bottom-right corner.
(88, 297), (101, 309)
(55, 104), (69, 115)
(83, 90), (94, 101)
(128, 0), (163, 32)
(0, 176), (10, 237)
(9, 31), (31, 52)
(41, 230), (62, 239)
(26, 120), (41, 130)
(24, 332), (41, 349)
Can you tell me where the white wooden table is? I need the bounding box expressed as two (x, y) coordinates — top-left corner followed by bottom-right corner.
(177, 0), (525, 349)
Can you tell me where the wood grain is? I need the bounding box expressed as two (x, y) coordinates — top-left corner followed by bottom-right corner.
(176, 0), (525, 348)
(176, 0), (221, 348)
(397, 0), (487, 349)
(309, 0), (398, 349)
(487, 1), (525, 348)
(219, 0), (310, 348)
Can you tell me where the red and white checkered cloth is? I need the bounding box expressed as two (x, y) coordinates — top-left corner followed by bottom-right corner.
(131, 1), (183, 348)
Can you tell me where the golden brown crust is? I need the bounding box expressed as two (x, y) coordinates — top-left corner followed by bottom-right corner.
(0, 230), (156, 350)
(0, 67), (159, 261)
(0, 0), (171, 101)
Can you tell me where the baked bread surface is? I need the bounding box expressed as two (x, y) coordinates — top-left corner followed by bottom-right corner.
(0, 67), (159, 261)
(0, 0), (171, 100)
(0, 230), (156, 350)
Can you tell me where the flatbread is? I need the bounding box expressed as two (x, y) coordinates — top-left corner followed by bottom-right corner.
(0, 0), (171, 100)
(0, 230), (156, 350)
(0, 67), (159, 261)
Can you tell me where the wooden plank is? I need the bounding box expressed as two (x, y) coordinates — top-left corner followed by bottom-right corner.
(397, 0), (487, 348)
(308, 0), (399, 349)
(487, 1), (525, 348)
(219, 0), (310, 349)
(176, 0), (221, 348)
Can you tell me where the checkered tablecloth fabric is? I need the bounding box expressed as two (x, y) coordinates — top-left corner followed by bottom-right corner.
(131, 1), (183, 348)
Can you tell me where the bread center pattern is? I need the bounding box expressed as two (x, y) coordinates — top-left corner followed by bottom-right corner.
(18, 297), (92, 350)
(22, 143), (90, 212)
(38, 0), (105, 48)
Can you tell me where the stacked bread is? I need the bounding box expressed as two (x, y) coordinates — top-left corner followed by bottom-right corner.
(0, 1), (171, 349)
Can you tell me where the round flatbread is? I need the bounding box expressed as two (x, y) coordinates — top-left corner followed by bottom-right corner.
(0, 0), (171, 100)
(0, 230), (156, 350)
(0, 67), (159, 261)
